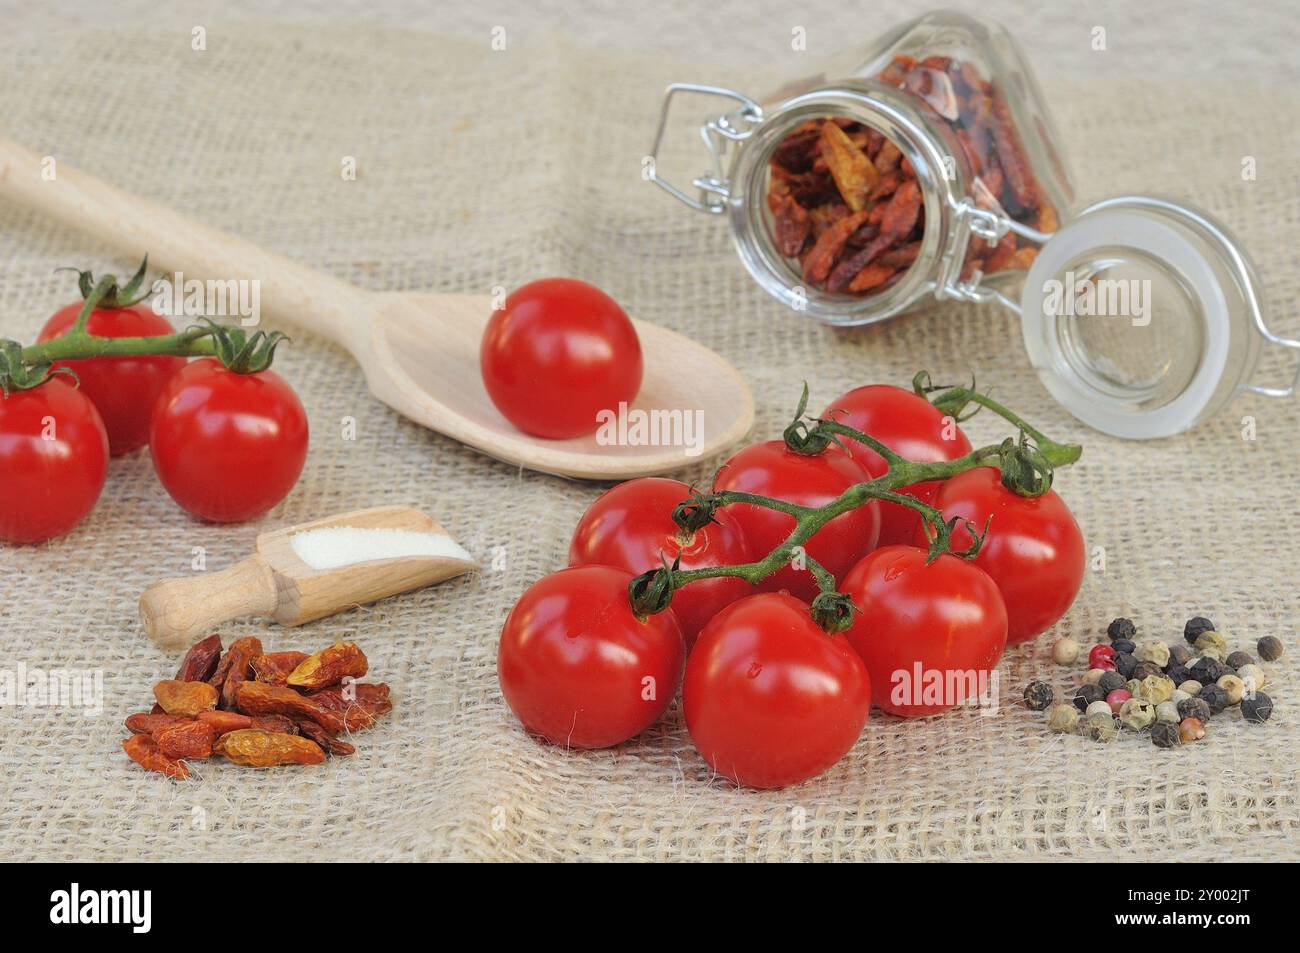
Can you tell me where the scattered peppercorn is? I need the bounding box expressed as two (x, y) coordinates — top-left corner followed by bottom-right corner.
(1098, 671), (1127, 695)
(1105, 689), (1132, 714)
(1110, 638), (1137, 655)
(1168, 644), (1192, 668)
(1177, 697), (1211, 723)
(1226, 651), (1254, 670)
(1241, 692), (1273, 724)
(1073, 683), (1105, 711)
(1171, 689), (1192, 706)
(1216, 674), (1246, 705)
(1191, 657), (1227, 685)
(1132, 660), (1163, 682)
(1178, 679), (1203, 697)
(1178, 717), (1206, 742)
(1136, 639), (1171, 667)
(1086, 700), (1113, 721)
(1047, 704), (1079, 732)
(1199, 683), (1229, 715)
(1184, 616), (1216, 645)
(1165, 664), (1192, 686)
(1023, 681), (1053, 711)
(1138, 675), (1175, 705)
(1257, 636), (1283, 662)
(1052, 637), (1080, 665)
(1114, 652), (1138, 679)
(1082, 668), (1106, 685)
(1108, 618), (1137, 641)
(1151, 721), (1180, 748)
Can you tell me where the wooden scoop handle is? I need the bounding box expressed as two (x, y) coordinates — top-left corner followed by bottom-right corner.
(0, 136), (372, 352)
(138, 556), (279, 652)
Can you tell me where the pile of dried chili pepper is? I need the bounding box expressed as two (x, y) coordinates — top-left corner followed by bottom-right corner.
(122, 635), (392, 778)
(767, 54), (1055, 295)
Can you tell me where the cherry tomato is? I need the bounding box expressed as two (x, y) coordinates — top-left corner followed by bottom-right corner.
(683, 592), (871, 789)
(37, 303), (186, 456)
(568, 477), (753, 644)
(821, 384), (972, 546)
(497, 565), (685, 749)
(0, 379), (108, 543)
(713, 441), (879, 603)
(840, 545), (1007, 717)
(149, 359), (308, 523)
(480, 278), (643, 439)
(919, 466), (1085, 644)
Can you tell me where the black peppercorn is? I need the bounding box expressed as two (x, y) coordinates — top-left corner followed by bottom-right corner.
(1241, 692), (1273, 724)
(1108, 618), (1137, 641)
(1151, 721), (1180, 748)
(1073, 683), (1105, 712)
(1110, 638), (1137, 655)
(1257, 636), (1283, 662)
(1177, 697), (1211, 722)
(1168, 644), (1192, 667)
(1184, 616), (1216, 645)
(1023, 681), (1053, 711)
(1199, 683), (1229, 715)
(1165, 664), (1192, 686)
(1098, 671), (1127, 695)
(1191, 657), (1227, 685)
(1114, 652), (1138, 679)
(1225, 651), (1253, 670)
(1132, 660), (1162, 681)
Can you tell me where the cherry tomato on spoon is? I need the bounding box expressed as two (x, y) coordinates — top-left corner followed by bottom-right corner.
(683, 592), (871, 789)
(498, 565), (685, 749)
(840, 545), (1007, 717)
(714, 440), (879, 603)
(821, 384), (972, 546)
(0, 378), (108, 544)
(919, 466), (1084, 644)
(568, 477), (752, 644)
(480, 278), (643, 439)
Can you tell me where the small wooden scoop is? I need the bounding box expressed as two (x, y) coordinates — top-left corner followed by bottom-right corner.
(139, 506), (476, 651)
(0, 138), (754, 479)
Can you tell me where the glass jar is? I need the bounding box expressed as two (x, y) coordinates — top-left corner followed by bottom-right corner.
(647, 10), (1299, 439)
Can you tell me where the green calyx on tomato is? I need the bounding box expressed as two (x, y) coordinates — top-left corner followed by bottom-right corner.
(56, 255), (156, 310)
(193, 318), (290, 374)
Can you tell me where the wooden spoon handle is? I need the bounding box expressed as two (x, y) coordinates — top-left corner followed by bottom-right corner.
(138, 556), (280, 652)
(0, 136), (373, 353)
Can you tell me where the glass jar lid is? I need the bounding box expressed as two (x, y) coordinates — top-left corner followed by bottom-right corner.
(1019, 196), (1296, 439)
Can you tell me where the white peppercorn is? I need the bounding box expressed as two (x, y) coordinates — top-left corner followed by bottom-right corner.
(1155, 701), (1180, 723)
(1216, 674), (1246, 705)
(1136, 639), (1170, 667)
(1086, 700), (1113, 721)
(1126, 678), (1143, 696)
(1119, 698), (1155, 731)
(1082, 667), (1106, 686)
(1178, 679), (1202, 696)
(1171, 689), (1192, 706)
(1047, 703), (1079, 732)
(1052, 637), (1080, 664)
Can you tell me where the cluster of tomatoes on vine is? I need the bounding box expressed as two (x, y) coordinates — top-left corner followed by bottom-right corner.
(0, 260), (309, 545)
(498, 380), (1086, 789)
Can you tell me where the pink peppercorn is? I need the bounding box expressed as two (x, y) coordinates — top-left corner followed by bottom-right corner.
(1106, 689), (1131, 714)
(1088, 644), (1115, 670)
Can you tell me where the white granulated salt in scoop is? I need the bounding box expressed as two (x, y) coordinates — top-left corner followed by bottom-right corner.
(290, 526), (474, 571)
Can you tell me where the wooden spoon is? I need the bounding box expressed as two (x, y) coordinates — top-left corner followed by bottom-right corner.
(139, 505), (476, 651)
(0, 138), (753, 478)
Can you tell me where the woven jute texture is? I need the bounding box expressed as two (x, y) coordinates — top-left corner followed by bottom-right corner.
(1, 8), (1297, 862)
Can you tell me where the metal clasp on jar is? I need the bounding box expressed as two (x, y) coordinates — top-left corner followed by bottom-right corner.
(646, 83), (763, 214)
(939, 201), (1054, 313)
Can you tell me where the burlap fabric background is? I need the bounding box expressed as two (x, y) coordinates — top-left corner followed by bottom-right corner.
(1, 1), (1297, 862)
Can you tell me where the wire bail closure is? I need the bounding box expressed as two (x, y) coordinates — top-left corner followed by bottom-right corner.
(647, 83), (763, 214)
